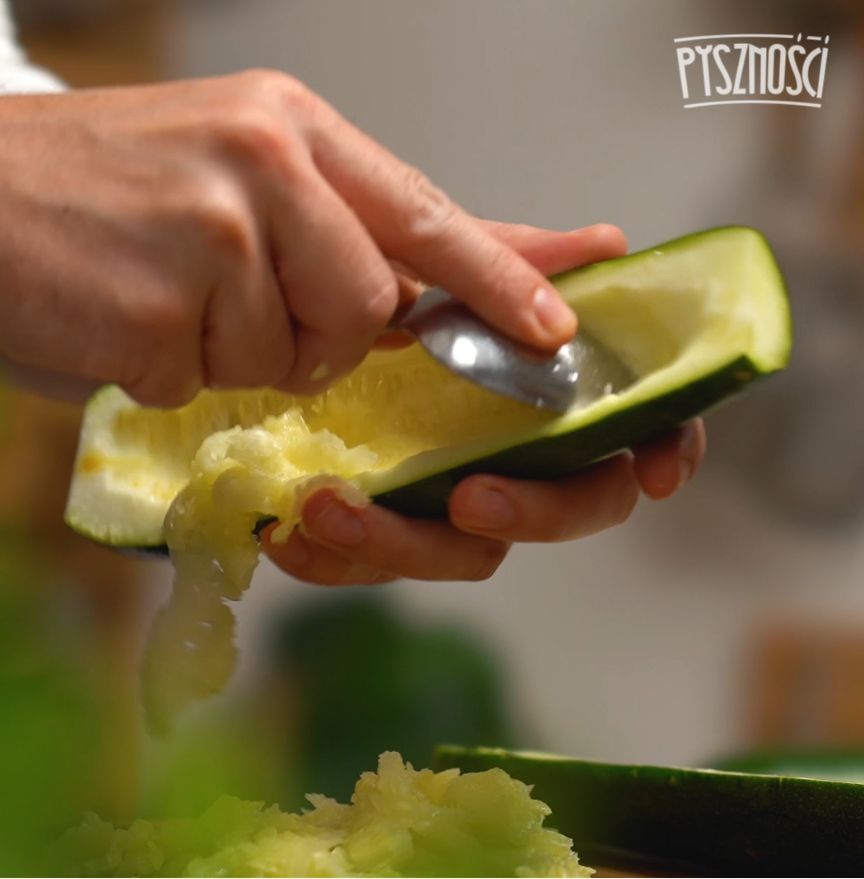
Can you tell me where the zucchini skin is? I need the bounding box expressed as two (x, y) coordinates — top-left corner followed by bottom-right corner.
(375, 356), (763, 518)
(434, 746), (864, 875)
(128, 356), (768, 556)
(115, 225), (791, 550)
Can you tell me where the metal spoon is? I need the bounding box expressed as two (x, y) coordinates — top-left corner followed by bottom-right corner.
(399, 288), (635, 412)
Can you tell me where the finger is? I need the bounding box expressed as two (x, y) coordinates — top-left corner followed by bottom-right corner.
(267, 160), (399, 392)
(309, 118), (576, 351)
(633, 419), (706, 500)
(262, 527), (395, 586)
(391, 268), (426, 312)
(387, 258), (425, 287)
(373, 329), (414, 350)
(478, 221), (628, 275)
(372, 223), (628, 352)
(297, 489), (511, 581)
(0, 357), (100, 404)
(203, 238), (297, 390)
(373, 270), (425, 349)
(449, 453), (640, 542)
(120, 297), (205, 408)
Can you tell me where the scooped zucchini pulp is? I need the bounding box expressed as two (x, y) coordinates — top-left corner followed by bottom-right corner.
(51, 752), (592, 877)
(65, 226), (791, 730)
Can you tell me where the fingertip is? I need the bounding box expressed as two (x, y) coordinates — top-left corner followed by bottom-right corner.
(274, 326), (366, 396)
(122, 374), (202, 409)
(449, 475), (517, 534)
(681, 419), (706, 482)
(634, 420), (706, 500)
(278, 533), (314, 569)
(373, 329), (416, 350)
(259, 521), (315, 578)
(257, 518), (280, 546)
(634, 449), (680, 500)
(686, 417), (708, 459)
(531, 284), (578, 348)
(259, 519), (298, 559)
(580, 223), (628, 258)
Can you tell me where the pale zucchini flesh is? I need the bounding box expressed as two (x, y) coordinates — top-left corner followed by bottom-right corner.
(66, 225), (790, 547)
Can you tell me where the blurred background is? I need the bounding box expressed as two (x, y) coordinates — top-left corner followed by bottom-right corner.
(3, 0), (864, 865)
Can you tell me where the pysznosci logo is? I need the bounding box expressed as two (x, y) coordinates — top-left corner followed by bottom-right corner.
(675, 32), (829, 109)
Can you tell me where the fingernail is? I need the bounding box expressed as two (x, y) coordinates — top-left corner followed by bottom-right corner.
(457, 487), (515, 531)
(678, 458), (693, 487)
(306, 494), (365, 546)
(532, 286), (576, 340)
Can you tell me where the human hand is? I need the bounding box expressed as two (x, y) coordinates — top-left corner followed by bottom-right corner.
(262, 419), (706, 584)
(0, 70), (591, 407)
(261, 221), (705, 585)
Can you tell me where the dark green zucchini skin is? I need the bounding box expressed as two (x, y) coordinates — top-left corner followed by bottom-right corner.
(434, 746), (864, 876)
(712, 747), (864, 780)
(115, 226), (791, 551)
(130, 357), (765, 556)
(375, 357), (761, 518)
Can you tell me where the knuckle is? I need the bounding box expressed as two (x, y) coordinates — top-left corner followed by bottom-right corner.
(238, 68), (320, 122)
(187, 177), (255, 261)
(480, 246), (511, 296)
(218, 107), (288, 170)
(280, 74), (319, 115)
(399, 168), (457, 245)
(217, 71), (312, 178)
(239, 68), (306, 104)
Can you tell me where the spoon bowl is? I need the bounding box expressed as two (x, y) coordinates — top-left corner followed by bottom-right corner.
(401, 291), (635, 412)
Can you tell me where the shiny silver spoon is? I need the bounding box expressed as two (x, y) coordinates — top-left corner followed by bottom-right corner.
(399, 288), (635, 412)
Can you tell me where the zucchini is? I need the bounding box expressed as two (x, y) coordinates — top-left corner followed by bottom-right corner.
(65, 225), (791, 549)
(433, 745), (864, 874)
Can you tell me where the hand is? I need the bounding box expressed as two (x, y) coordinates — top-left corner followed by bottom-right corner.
(0, 70), (589, 406)
(262, 420), (706, 584)
(261, 222), (706, 585)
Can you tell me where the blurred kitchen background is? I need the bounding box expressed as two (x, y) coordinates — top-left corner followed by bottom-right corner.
(3, 0), (864, 850)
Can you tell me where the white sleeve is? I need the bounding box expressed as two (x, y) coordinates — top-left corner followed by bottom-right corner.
(0, 0), (64, 94)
